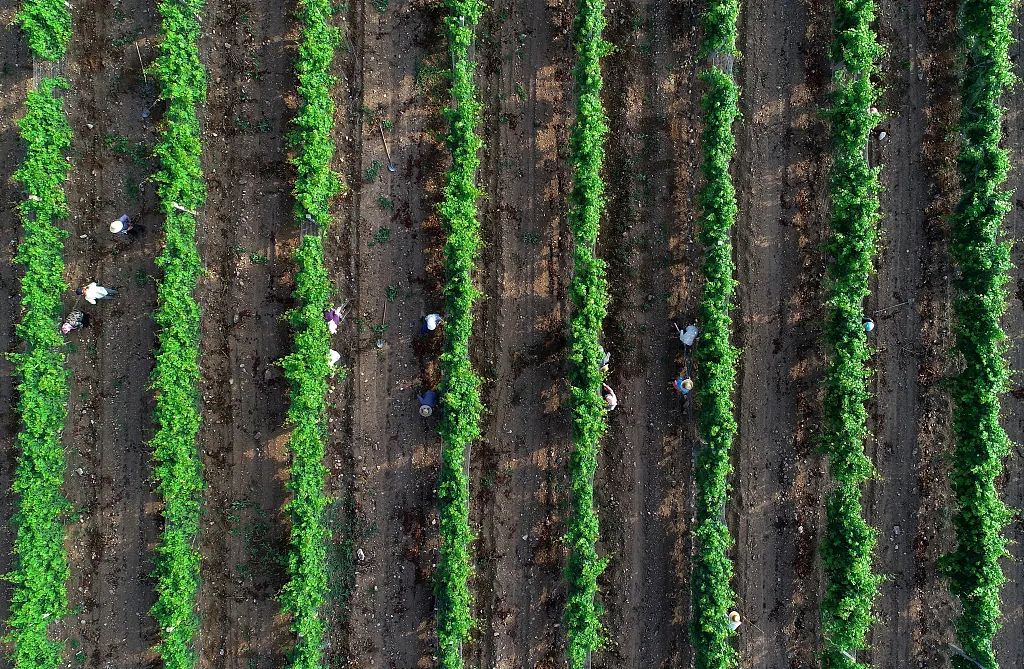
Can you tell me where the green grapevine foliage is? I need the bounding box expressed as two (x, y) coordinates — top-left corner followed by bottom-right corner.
(942, 2), (1015, 668)
(819, 2), (884, 667)
(435, 1), (484, 667)
(690, 3), (740, 669)
(5, 77), (72, 669)
(279, 0), (341, 665)
(16, 0), (71, 61)
(563, 1), (610, 667)
(148, 0), (207, 666)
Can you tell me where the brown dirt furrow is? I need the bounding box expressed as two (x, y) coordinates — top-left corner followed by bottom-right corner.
(320, 6), (361, 667)
(867, 0), (959, 667)
(339, 2), (447, 666)
(0, 15), (32, 668)
(900, 2), (963, 666)
(470, 0), (573, 666)
(994, 13), (1024, 667)
(59, 0), (163, 664)
(193, 0), (296, 665)
(732, 1), (830, 667)
(593, 1), (700, 667)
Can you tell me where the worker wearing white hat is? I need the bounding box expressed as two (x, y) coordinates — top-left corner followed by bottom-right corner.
(110, 214), (133, 235)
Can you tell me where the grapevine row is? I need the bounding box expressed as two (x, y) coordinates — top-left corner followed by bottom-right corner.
(562, 1), (610, 667)
(148, 0), (208, 665)
(943, 2), (1015, 667)
(435, 1), (484, 666)
(15, 0), (70, 61)
(819, 1), (883, 667)
(690, 2), (740, 668)
(278, 0), (342, 665)
(6, 76), (73, 669)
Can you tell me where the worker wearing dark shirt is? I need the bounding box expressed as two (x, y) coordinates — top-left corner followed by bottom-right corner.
(418, 389), (438, 417)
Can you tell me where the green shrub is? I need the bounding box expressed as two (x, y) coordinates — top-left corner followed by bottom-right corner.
(148, 0), (208, 666)
(5, 77), (72, 669)
(818, 2), (884, 667)
(562, 2), (611, 667)
(16, 0), (71, 60)
(435, 1), (484, 667)
(941, 3), (1015, 668)
(690, 3), (740, 669)
(278, 0), (342, 666)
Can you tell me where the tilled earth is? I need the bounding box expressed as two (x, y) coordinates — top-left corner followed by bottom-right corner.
(0, 0), (1023, 668)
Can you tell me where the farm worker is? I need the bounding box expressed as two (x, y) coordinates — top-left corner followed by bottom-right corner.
(60, 310), (88, 335)
(324, 306), (344, 335)
(727, 610), (742, 632)
(598, 346), (611, 374)
(109, 214), (133, 235)
(673, 374), (694, 396)
(421, 313), (443, 335)
(863, 318), (875, 333)
(418, 389), (438, 417)
(678, 323), (699, 347)
(601, 383), (618, 411)
(327, 349), (341, 368)
(76, 283), (117, 304)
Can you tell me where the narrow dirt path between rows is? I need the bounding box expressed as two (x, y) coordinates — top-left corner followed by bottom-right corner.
(0, 16), (33, 667)
(866, 0), (958, 666)
(194, 0), (296, 665)
(594, 0), (700, 666)
(470, 0), (573, 666)
(337, 2), (447, 666)
(60, 0), (162, 664)
(732, 1), (830, 666)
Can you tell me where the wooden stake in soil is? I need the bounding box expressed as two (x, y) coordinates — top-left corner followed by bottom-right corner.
(379, 122), (397, 172)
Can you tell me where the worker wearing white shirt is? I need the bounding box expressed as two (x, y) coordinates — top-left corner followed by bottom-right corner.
(76, 283), (118, 305)
(679, 323), (698, 346)
(421, 313), (443, 334)
(328, 349), (341, 368)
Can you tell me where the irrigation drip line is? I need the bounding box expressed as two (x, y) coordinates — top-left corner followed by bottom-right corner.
(947, 645), (988, 669)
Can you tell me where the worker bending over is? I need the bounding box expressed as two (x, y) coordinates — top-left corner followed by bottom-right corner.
(324, 305), (345, 335)
(601, 383), (618, 411)
(418, 389), (438, 417)
(60, 310), (88, 335)
(673, 373), (694, 396)
(76, 283), (118, 305)
(676, 322), (698, 347)
(421, 313), (443, 335)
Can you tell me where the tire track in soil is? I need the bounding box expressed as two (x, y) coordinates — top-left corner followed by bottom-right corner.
(339, 2), (447, 666)
(866, 1), (958, 666)
(59, 0), (163, 665)
(194, 0), (295, 665)
(594, 0), (701, 667)
(470, 1), (573, 667)
(732, 1), (830, 667)
(0, 18), (32, 659)
(995, 13), (1024, 667)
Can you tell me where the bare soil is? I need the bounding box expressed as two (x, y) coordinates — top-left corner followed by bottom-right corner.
(2, 0), (1023, 667)
(58, 0), (164, 664)
(471, 0), (575, 667)
(730, 1), (831, 666)
(0, 14), (32, 668)
(593, 1), (701, 667)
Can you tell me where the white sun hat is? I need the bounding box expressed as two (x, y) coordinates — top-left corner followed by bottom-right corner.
(110, 220), (124, 233)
